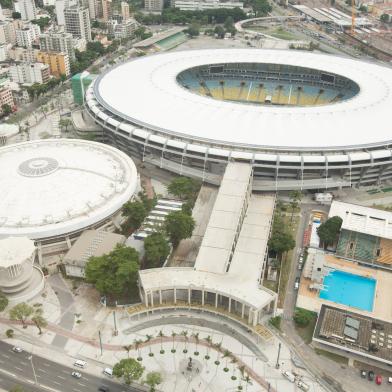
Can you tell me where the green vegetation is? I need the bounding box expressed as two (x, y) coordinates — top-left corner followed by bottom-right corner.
(185, 23), (200, 37)
(12, 11), (21, 19)
(9, 303), (34, 328)
(380, 13), (390, 23)
(314, 348), (348, 364)
(294, 308), (317, 343)
(59, 118), (72, 132)
(122, 200), (148, 232)
(269, 315), (281, 330)
(32, 17), (51, 29)
(9, 386), (25, 392)
(0, 0), (12, 8)
(113, 358), (144, 384)
(317, 216), (343, 248)
(6, 329), (14, 338)
(1, 104), (11, 117)
(165, 210), (195, 247)
(144, 232), (171, 268)
(31, 308), (47, 335)
(144, 371), (163, 392)
(135, 7), (246, 25)
(26, 78), (63, 100)
(85, 244), (140, 299)
(246, 0), (272, 16)
(167, 177), (201, 201)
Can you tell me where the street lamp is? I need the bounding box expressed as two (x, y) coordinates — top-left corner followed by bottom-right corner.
(275, 342), (281, 369)
(28, 354), (38, 385)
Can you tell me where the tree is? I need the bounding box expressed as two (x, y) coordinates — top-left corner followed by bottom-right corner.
(59, 118), (72, 132)
(380, 13), (390, 23)
(1, 104), (12, 116)
(268, 228), (295, 254)
(251, 0), (272, 16)
(214, 25), (225, 38)
(12, 11), (21, 19)
(113, 358), (144, 385)
(186, 23), (200, 37)
(0, 291), (8, 311)
(32, 17), (50, 29)
(31, 308), (47, 335)
(293, 308), (315, 327)
(145, 371), (162, 392)
(9, 386), (24, 392)
(144, 232), (170, 268)
(9, 303), (34, 328)
(122, 200), (147, 231)
(288, 190), (302, 222)
(167, 176), (200, 201)
(85, 244), (140, 298)
(317, 216), (343, 247)
(165, 211), (195, 247)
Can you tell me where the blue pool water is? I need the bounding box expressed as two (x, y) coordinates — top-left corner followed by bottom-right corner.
(319, 270), (376, 311)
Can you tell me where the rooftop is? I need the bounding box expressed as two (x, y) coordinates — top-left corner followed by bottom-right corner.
(0, 139), (138, 240)
(0, 237), (36, 268)
(329, 201), (392, 240)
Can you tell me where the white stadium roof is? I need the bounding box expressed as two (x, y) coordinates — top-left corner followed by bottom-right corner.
(0, 139), (138, 240)
(94, 49), (392, 150)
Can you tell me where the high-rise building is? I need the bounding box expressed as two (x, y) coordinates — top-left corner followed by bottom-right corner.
(55, 0), (77, 25)
(87, 0), (102, 19)
(109, 18), (137, 39)
(9, 62), (50, 84)
(18, 0), (37, 21)
(0, 20), (16, 45)
(121, 1), (129, 20)
(144, 0), (163, 12)
(37, 51), (70, 77)
(39, 31), (75, 61)
(0, 83), (15, 114)
(64, 6), (92, 41)
(101, 0), (112, 21)
(15, 23), (40, 47)
(0, 44), (8, 61)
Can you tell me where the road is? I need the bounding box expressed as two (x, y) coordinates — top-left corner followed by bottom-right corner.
(0, 341), (141, 392)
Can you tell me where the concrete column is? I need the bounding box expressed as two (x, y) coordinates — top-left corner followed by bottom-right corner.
(241, 303), (245, 319)
(173, 288), (177, 304)
(145, 291), (149, 307)
(150, 290), (154, 307)
(248, 309), (252, 324)
(188, 288), (191, 305)
(202, 289), (205, 306)
(215, 293), (218, 308)
(228, 297), (232, 313)
(252, 310), (258, 327)
(159, 290), (162, 305)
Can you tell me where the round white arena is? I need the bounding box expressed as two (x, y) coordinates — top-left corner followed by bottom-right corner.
(0, 139), (138, 258)
(86, 49), (392, 190)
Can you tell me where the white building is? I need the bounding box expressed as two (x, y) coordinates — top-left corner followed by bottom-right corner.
(9, 62), (50, 84)
(64, 5), (92, 41)
(173, 0), (243, 10)
(17, 0), (37, 21)
(144, 0), (163, 12)
(0, 20), (16, 45)
(39, 31), (75, 61)
(55, 0), (77, 25)
(0, 43), (8, 61)
(15, 23), (40, 47)
(0, 139), (139, 263)
(121, 1), (129, 20)
(0, 237), (44, 304)
(108, 18), (138, 39)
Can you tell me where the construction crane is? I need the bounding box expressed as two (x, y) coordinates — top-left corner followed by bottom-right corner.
(351, 0), (356, 35)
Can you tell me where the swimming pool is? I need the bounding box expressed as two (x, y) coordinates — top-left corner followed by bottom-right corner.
(319, 270), (376, 312)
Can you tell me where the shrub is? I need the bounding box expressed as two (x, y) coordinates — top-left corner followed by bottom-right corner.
(294, 308), (315, 327)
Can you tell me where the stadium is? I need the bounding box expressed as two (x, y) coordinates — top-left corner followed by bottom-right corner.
(0, 139), (138, 262)
(86, 49), (392, 191)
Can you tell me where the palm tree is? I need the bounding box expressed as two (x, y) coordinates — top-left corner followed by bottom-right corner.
(230, 357), (238, 380)
(145, 334), (154, 357)
(134, 339), (143, 361)
(181, 330), (188, 353)
(171, 331), (177, 353)
(214, 342), (222, 365)
(238, 365), (245, 390)
(192, 332), (199, 355)
(244, 374), (252, 392)
(222, 350), (231, 372)
(123, 344), (132, 358)
(204, 335), (212, 360)
(158, 330), (165, 353)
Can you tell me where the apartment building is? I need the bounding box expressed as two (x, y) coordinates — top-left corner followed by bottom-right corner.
(0, 20), (16, 45)
(64, 6), (92, 41)
(144, 0), (163, 11)
(15, 23), (40, 47)
(18, 0), (37, 21)
(37, 51), (70, 77)
(39, 31), (75, 61)
(0, 83), (15, 114)
(9, 62), (50, 84)
(173, 0), (243, 10)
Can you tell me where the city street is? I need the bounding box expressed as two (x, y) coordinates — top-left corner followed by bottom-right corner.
(0, 341), (141, 392)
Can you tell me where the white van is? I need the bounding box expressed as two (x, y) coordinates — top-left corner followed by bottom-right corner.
(103, 367), (113, 377)
(74, 359), (87, 368)
(282, 370), (296, 383)
(297, 380), (310, 391)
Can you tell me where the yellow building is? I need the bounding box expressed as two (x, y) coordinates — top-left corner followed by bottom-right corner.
(36, 51), (70, 78)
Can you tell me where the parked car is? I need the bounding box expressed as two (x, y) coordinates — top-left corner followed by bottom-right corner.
(294, 277), (300, 290)
(388, 376), (392, 384)
(71, 371), (82, 379)
(12, 347), (23, 353)
(375, 375), (382, 385)
(360, 370), (367, 378)
(297, 380), (310, 391)
(368, 371), (375, 381)
(282, 370), (296, 383)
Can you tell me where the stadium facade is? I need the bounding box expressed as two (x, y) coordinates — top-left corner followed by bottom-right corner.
(86, 49), (392, 191)
(0, 139), (138, 262)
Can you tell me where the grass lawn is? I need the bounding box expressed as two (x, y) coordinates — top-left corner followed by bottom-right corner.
(294, 309), (317, 344)
(270, 28), (298, 40)
(264, 280), (278, 293)
(277, 214), (300, 308)
(315, 348), (348, 365)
